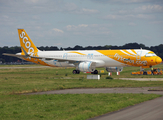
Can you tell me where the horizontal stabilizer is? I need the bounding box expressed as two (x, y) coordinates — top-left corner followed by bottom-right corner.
(2, 53), (43, 59)
(2, 53), (29, 58)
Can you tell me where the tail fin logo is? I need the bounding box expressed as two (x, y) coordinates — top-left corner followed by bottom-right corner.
(20, 31), (35, 56)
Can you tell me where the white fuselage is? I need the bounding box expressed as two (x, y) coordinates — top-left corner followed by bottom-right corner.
(38, 50), (130, 67)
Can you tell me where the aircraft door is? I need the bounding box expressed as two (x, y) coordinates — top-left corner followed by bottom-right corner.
(63, 53), (68, 59)
(87, 53), (93, 59)
(136, 51), (142, 60)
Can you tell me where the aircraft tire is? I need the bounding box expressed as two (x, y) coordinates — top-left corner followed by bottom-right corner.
(91, 70), (98, 74)
(143, 71), (147, 75)
(73, 70), (80, 74)
(77, 70), (80, 74)
(73, 70), (77, 74)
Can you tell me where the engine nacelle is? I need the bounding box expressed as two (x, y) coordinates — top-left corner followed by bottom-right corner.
(77, 62), (96, 72)
(106, 67), (123, 72)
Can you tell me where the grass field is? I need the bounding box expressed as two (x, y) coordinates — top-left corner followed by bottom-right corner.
(0, 64), (163, 120)
(0, 94), (161, 120)
(1, 64), (163, 94)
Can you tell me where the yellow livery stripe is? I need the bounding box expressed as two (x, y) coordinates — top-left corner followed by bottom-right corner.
(68, 51), (86, 55)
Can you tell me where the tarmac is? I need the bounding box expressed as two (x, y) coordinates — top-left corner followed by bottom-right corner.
(89, 96), (163, 120)
(119, 78), (163, 81)
(27, 87), (163, 95)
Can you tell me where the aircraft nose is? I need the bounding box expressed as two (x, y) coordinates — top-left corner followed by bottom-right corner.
(155, 57), (162, 64)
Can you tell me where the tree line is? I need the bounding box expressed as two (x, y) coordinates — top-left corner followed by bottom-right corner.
(0, 43), (163, 63)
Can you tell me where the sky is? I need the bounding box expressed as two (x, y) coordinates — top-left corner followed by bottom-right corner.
(0, 0), (163, 48)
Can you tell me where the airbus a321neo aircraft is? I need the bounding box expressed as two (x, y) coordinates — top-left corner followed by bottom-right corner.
(3, 29), (162, 74)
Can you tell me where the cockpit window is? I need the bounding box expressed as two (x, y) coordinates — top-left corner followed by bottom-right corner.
(145, 53), (157, 57)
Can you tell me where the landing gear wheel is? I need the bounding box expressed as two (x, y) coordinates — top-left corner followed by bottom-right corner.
(73, 70), (77, 74)
(143, 71), (147, 75)
(91, 70), (98, 74)
(72, 70), (80, 74)
(77, 70), (80, 74)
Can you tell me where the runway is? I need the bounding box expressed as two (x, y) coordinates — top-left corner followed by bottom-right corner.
(89, 96), (163, 120)
(27, 87), (163, 95)
(119, 78), (163, 81)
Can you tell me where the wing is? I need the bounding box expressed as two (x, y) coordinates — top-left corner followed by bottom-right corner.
(2, 52), (105, 67)
(2, 53), (81, 63)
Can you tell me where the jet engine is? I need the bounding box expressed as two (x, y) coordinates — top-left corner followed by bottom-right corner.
(77, 61), (96, 72)
(106, 67), (123, 72)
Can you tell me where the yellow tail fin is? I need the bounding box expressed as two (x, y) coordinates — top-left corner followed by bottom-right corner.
(18, 29), (39, 56)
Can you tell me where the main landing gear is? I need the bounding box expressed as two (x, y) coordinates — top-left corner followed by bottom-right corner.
(72, 70), (98, 74)
(91, 70), (98, 74)
(72, 70), (80, 74)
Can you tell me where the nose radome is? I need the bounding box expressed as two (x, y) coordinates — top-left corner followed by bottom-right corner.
(156, 57), (162, 64)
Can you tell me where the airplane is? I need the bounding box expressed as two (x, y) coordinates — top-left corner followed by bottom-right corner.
(3, 29), (162, 74)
